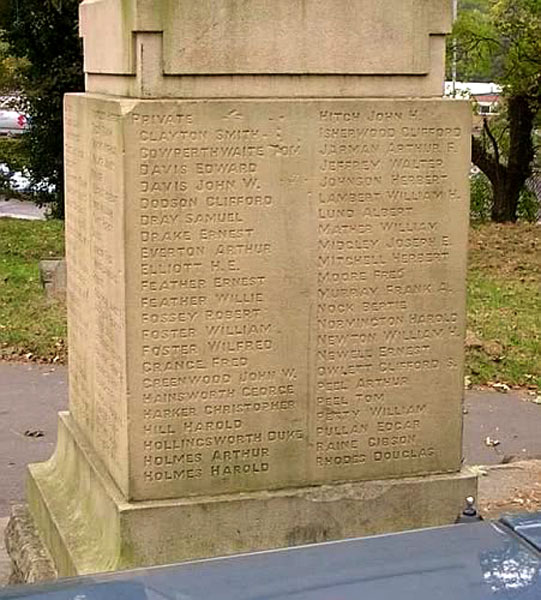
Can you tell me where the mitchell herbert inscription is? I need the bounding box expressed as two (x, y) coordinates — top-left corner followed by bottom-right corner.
(118, 99), (469, 501)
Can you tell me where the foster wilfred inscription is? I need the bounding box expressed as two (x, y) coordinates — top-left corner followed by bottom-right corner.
(65, 97), (470, 501)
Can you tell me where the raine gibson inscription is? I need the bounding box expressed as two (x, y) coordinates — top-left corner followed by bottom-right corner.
(108, 99), (469, 500)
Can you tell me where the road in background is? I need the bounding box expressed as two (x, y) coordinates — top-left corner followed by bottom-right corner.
(0, 199), (46, 221)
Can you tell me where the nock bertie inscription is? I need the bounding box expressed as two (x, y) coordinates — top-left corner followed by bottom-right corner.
(117, 99), (470, 501)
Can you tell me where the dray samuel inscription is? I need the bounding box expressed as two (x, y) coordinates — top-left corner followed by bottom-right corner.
(66, 97), (470, 502)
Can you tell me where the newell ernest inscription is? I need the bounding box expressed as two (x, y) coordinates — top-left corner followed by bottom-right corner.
(97, 98), (470, 501)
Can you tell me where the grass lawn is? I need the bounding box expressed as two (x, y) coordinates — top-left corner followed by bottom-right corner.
(0, 218), (539, 391)
(0, 218), (66, 362)
(467, 223), (541, 391)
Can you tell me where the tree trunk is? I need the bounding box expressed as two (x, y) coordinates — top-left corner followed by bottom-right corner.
(471, 94), (534, 223)
(491, 178), (520, 223)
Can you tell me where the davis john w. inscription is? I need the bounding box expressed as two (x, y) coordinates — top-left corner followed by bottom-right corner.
(65, 96), (470, 502)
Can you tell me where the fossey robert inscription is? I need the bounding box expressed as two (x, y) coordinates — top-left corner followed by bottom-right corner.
(121, 99), (470, 501)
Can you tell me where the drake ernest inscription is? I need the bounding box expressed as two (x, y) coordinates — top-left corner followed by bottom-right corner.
(120, 99), (469, 501)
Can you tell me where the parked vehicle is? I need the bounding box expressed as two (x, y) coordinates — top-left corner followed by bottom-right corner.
(0, 109), (27, 136)
(1, 512), (540, 599)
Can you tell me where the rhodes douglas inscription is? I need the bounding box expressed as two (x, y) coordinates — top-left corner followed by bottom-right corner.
(65, 97), (470, 502)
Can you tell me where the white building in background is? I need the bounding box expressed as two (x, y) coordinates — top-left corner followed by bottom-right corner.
(445, 81), (502, 115)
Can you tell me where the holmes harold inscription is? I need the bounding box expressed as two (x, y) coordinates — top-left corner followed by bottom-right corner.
(65, 96), (470, 502)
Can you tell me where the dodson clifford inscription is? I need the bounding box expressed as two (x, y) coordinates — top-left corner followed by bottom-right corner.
(67, 97), (470, 501)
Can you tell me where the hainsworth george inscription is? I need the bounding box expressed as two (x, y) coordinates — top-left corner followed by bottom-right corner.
(15, 0), (477, 578)
(64, 97), (470, 501)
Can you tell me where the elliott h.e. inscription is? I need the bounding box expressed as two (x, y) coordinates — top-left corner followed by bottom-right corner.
(68, 97), (470, 502)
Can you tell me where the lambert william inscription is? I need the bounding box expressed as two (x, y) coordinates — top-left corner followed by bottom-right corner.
(68, 99), (469, 501)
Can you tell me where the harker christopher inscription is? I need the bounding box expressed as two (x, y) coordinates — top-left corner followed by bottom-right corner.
(60, 97), (471, 501)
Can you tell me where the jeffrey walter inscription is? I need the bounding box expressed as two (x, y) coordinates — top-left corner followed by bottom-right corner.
(65, 97), (471, 501)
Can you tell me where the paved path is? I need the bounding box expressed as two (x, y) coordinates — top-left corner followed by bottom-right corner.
(0, 198), (46, 221)
(1, 362), (541, 518)
(0, 363), (67, 517)
(463, 389), (541, 465)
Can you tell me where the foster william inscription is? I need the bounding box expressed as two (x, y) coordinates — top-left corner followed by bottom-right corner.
(65, 97), (470, 502)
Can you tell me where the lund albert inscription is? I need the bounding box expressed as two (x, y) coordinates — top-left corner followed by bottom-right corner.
(102, 98), (470, 501)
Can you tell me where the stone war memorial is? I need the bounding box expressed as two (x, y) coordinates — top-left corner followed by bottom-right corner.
(25, 0), (477, 577)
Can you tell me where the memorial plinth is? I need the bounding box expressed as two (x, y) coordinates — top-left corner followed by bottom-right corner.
(27, 0), (477, 576)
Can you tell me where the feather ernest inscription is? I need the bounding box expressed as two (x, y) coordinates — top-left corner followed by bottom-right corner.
(30, 2), (477, 573)
(118, 99), (469, 501)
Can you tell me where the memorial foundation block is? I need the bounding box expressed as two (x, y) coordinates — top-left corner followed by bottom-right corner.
(25, 0), (477, 576)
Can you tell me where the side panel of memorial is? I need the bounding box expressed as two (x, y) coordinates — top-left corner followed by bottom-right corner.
(64, 94), (130, 494)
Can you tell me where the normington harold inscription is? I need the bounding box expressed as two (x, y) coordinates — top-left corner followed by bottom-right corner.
(65, 96), (470, 501)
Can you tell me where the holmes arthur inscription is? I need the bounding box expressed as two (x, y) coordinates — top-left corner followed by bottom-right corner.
(65, 97), (469, 501)
(21, 0), (479, 577)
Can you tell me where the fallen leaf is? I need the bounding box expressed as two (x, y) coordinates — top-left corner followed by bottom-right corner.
(469, 465), (488, 477)
(490, 382), (510, 393)
(482, 340), (504, 359)
(24, 429), (44, 438)
(485, 436), (500, 447)
(465, 330), (483, 349)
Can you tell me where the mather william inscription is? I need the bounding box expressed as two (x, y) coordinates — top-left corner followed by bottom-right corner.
(21, 0), (476, 576)
(64, 98), (470, 502)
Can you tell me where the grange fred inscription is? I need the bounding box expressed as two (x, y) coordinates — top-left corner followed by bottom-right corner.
(68, 98), (470, 501)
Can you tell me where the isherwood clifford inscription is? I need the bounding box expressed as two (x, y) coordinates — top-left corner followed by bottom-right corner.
(64, 97), (470, 501)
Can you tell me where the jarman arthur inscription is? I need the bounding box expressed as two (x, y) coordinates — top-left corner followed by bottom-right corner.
(68, 98), (470, 502)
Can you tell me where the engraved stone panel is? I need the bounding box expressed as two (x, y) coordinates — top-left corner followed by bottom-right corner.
(65, 95), (470, 502)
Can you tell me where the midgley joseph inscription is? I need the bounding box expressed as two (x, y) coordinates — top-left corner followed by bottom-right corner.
(78, 98), (474, 501)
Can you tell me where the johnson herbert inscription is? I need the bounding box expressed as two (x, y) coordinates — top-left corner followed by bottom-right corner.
(67, 97), (470, 501)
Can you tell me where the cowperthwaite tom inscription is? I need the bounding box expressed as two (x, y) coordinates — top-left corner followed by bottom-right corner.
(23, 0), (478, 577)
(65, 96), (470, 501)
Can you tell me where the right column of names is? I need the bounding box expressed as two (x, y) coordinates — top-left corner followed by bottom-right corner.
(312, 100), (469, 482)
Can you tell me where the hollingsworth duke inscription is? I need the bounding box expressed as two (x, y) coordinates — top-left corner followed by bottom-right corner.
(63, 97), (470, 502)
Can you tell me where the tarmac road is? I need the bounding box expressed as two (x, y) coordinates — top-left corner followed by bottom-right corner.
(0, 363), (66, 517)
(1, 361), (541, 518)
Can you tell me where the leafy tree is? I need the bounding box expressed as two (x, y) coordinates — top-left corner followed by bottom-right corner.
(4, 0), (83, 217)
(452, 0), (541, 222)
(0, 36), (26, 92)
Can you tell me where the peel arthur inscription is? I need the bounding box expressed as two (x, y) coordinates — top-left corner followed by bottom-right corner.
(72, 98), (470, 501)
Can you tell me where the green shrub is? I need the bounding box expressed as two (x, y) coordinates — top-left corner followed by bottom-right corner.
(517, 186), (540, 223)
(470, 171), (540, 223)
(470, 171), (492, 222)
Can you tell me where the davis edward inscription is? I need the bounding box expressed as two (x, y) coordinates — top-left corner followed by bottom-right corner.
(68, 97), (470, 501)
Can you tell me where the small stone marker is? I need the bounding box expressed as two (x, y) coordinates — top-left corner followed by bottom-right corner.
(26, 0), (476, 576)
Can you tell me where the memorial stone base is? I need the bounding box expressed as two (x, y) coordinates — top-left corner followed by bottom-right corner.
(28, 413), (476, 577)
(25, 91), (477, 576)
